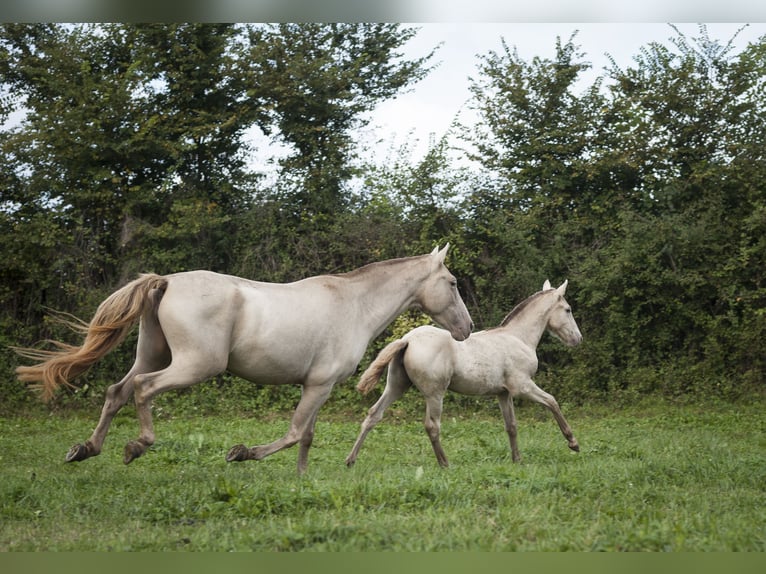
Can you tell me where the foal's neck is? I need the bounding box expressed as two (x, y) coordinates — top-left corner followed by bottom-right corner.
(500, 292), (554, 349)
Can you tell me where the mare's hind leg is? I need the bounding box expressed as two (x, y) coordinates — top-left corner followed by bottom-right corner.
(66, 370), (136, 462)
(423, 393), (449, 467)
(520, 379), (579, 453)
(497, 391), (521, 462)
(67, 292), (170, 463)
(125, 354), (224, 464)
(345, 360), (412, 467)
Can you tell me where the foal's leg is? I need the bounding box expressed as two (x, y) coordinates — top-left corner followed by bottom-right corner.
(345, 360), (412, 466)
(423, 393), (449, 467)
(521, 379), (579, 453)
(227, 381), (335, 474)
(497, 391), (521, 462)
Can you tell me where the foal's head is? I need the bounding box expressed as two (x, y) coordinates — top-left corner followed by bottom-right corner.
(542, 280), (582, 347)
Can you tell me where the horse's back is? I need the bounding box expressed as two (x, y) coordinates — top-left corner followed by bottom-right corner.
(158, 270), (360, 384)
(401, 325), (522, 396)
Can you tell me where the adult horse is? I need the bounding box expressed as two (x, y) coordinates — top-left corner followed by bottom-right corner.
(346, 280), (581, 468)
(15, 246), (473, 473)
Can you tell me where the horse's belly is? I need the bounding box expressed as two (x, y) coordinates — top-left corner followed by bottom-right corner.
(449, 365), (506, 396)
(449, 377), (505, 396)
(226, 352), (307, 386)
(446, 347), (506, 396)
(227, 343), (361, 386)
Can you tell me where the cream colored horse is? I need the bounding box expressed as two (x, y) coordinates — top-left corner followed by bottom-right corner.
(346, 280), (581, 468)
(15, 246), (473, 473)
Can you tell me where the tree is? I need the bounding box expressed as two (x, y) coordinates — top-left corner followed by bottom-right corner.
(598, 25), (766, 393)
(463, 32), (610, 328)
(464, 25), (766, 399)
(121, 23), (261, 274)
(246, 23), (434, 223)
(0, 24), (259, 282)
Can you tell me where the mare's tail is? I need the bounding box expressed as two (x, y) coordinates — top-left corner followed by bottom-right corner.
(356, 339), (409, 395)
(13, 273), (168, 402)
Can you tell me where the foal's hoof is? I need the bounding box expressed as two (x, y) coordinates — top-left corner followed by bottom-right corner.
(65, 443), (92, 463)
(226, 444), (251, 462)
(123, 441), (146, 464)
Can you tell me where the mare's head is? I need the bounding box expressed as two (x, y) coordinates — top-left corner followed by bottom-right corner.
(542, 279), (582, 347)
(415, 244), (473, 341)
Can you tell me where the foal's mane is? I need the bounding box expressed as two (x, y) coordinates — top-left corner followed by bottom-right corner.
(497, 289), (551, 327)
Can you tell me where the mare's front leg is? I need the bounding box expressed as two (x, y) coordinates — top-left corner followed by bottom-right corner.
(521, 379), (579, 453)
(497, 391), (521, 462)
(227, 381), (334, 475)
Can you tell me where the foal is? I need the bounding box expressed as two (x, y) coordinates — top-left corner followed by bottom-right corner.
(346, 280), (581, 467)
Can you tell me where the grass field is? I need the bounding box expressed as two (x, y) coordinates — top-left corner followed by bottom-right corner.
(1, 398), (763, 551)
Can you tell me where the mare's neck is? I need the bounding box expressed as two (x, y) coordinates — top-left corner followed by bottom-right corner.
(346, 255), (430, 341)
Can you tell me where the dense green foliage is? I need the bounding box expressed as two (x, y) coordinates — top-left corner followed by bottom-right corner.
(0, 400), (763, 550)
(1, 24), (764, 411)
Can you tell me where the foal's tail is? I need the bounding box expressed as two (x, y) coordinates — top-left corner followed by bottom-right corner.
(357, 339), (409, 395)
(14, 274), (168, 402)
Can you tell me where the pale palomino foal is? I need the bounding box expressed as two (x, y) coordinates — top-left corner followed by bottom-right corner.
(346, 280), (581, 468)
(15, 246), (473, 473)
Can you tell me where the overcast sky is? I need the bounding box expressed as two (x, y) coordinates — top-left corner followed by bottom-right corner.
(359, 22), (765, 165)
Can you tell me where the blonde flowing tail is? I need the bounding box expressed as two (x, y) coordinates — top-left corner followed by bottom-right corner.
(356, 339), (409, 395)
(14, 274), (168, 402)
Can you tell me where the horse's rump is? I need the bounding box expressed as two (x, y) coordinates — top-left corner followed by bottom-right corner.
(356, 338), (409, 394)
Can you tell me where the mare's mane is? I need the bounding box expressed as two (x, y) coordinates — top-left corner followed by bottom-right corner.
(336, 254), (425, 279)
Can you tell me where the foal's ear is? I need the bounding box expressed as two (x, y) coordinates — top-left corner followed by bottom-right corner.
(556, 279), (569, 295)
(543, 279), (552, 290)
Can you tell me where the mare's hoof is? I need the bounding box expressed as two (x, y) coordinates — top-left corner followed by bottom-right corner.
(65, 443), (92, 463)
(123, 441), (146, 464)
(569, 440), (580, 453)
(226, 444), (250, 462)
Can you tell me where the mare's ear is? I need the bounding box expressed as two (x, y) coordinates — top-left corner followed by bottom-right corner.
(431, 243), (449, 265)
(543, 279), (552, 290)
(556, 279), (569, 295)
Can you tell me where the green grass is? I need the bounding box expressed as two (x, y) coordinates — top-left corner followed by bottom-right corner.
(1, 398), (764, 551)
